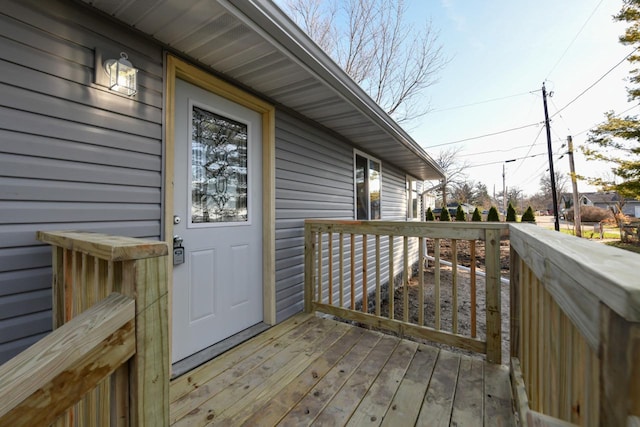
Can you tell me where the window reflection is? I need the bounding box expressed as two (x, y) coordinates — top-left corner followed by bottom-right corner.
(191, 106), (248, 223)
(355, 153), (381, 220)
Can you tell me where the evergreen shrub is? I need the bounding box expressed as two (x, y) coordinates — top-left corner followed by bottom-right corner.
(487, 206), (500, 222)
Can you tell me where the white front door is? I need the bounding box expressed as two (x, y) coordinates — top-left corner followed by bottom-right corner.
(172, 78), (263, 363)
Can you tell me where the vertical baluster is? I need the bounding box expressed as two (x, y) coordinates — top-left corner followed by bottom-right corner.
(350, 233), (355, 310)
(537, 273), (544, 408)
(418, 237), (424, 327)
(375, 235), (381, 317)
(451, 239), (458, 334)
(470, 240), (477, 338)
(72, 250), (84, 426)
(542, 288), (551, 413)
(530, 270), (538, 408)
(339, 232), (344, 308)
(362, 234), (367, 312)
(550, 292), (560, 418)
(403, 236), (409, 323)
(317, 232), (323, 304)
(571, 322), (583, 425)
(328, 232), (333, 305)
(388, 235), (394, 320)
(434, 238), (440, 330)
(560, 311), (571, 420)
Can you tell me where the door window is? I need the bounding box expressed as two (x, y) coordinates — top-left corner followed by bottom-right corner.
(190, 105), (248, 225)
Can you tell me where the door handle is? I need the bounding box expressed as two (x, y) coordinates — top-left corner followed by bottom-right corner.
(173, 235), (185, 265)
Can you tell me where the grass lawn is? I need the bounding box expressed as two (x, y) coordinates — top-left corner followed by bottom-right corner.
(555, 227), (621, 240)
(605, 241), (640, 254)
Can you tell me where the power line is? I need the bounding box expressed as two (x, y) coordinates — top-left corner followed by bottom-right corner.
(429, 90), (536, 113)
(466, 152), (547, 168)
(457, 141), (546, 157)
(511, 149), (567, 190)
(425, 122), (541, 148)
(573, 103), (640, 137)
(551, 48), (638, 118)
(546, 0), (604, 79)
(511, 125), (546, 175)
(549, 97), (573, 134)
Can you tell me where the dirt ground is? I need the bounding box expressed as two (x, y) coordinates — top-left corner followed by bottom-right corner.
(367, 239), (512, 364)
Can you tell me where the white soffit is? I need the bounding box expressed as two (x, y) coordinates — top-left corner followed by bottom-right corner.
(81, 0), (444, 180)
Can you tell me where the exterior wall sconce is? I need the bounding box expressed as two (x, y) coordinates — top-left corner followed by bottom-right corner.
(104, 52), (138, 96)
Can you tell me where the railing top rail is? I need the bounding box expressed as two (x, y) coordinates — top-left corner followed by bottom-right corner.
(305, 219), (509, 240)
(510, 223), (640, 323)
(0, 293), (135, 425)
(37, 231), (168, 261)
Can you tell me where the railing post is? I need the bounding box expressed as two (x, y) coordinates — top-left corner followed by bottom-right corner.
(510, 244), (521, 358)
(304, 223), (315, 313)
(37, 231), (169, 426)
(485, 228), (502, 364)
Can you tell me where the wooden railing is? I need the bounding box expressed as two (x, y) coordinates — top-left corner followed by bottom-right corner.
(509, 224), (640, 426)
(0, 293), (134, 426)
(0, 231), (169, 426)
(304, 220), (509, 364)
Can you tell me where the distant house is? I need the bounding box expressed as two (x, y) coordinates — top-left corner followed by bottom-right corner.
(559, 192), (640, 218)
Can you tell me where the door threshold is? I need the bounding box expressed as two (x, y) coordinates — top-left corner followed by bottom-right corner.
(171, 322), (270, 379)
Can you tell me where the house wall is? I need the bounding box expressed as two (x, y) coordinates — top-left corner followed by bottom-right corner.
(274, 112), (418, 321)
(0, 0), (426, 362)
(0, 0), (164, 363)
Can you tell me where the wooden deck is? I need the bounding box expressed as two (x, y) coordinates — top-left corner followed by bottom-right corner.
(169, 313), (515, 426)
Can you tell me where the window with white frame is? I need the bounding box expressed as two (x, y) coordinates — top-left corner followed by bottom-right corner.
(354, 151), (381, 220)
(406, 176), (419, 220)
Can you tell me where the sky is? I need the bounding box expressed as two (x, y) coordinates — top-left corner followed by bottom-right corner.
(407, 0), (635, 197)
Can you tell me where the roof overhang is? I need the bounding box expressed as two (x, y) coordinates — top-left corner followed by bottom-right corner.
(79, 0), (445, 181)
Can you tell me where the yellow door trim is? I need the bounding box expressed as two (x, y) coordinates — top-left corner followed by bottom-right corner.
(164, 55), (277, 350)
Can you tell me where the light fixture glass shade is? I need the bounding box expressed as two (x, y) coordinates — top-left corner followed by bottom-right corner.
(105, 52), (138, 96)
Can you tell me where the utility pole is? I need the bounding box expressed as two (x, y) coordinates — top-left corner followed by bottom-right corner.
(502, 159), (516, 217)
(567, 135), (581, 237)
(502, 163), (506, 216)
(542, 83), (560, 231)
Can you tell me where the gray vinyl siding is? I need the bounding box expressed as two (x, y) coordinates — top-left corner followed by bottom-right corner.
(0, 0), (163, 363)
(382, 165), (408, 220)
(274, 112), (354, 320)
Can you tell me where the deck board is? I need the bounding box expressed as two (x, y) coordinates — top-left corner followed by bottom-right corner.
(417, 349), (461, 426)
(346, 339), (418, 426)
(451, 356), (485, 426)
(380, 344), (439, 426)
(170, 314), (515, 426)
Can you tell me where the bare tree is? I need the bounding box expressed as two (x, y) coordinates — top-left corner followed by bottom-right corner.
(451, 181), (474, 204)
(282, 0), (336, 52)
(435, 147), (470, 207)
(539, 171), (568, 210)
(506, 186), (523, 212)
(279, 0), (448, 123)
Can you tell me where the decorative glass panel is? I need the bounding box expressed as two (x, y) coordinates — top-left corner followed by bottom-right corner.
(191, 106), (248, 223)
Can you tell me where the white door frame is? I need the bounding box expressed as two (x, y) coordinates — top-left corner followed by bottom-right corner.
(164, 55), (276, 366)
